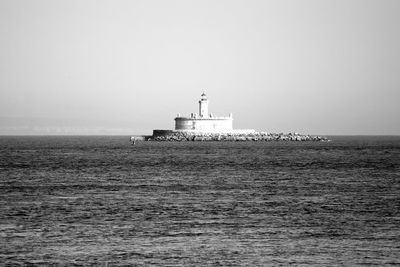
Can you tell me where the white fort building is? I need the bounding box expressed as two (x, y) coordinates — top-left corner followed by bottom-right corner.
(174, 93), (254, 134)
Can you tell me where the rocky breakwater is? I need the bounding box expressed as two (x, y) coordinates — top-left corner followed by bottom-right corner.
(150, 131), (329, 142)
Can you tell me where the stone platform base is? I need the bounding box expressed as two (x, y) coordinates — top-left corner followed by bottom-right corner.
(148, 130), (329, 142)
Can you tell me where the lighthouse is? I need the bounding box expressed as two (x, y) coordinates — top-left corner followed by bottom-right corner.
(199, 92), (209, 118)
(174, 93), (236, 132)
(152, 92), (256, 135)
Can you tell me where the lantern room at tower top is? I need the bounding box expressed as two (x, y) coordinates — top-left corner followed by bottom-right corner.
(174, 93), (247, 133)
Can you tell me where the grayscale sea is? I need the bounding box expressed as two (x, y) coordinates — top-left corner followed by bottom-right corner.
(1, 136), (399, 266)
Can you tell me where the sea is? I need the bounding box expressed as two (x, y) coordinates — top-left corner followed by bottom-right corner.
(0, 136), (399, 266)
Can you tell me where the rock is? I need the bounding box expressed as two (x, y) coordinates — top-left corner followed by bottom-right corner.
(146, 131), (329, 142)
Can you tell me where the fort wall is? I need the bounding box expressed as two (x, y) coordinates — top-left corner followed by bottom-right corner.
(175, 117), (233, 132)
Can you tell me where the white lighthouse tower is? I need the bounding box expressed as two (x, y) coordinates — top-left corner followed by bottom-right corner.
(199, 92), (209, 118)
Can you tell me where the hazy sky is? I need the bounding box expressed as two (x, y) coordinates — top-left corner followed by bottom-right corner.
(0, 0), (399, 135)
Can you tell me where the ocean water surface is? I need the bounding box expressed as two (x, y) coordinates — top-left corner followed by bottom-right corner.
(0, 136), (399, 266)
